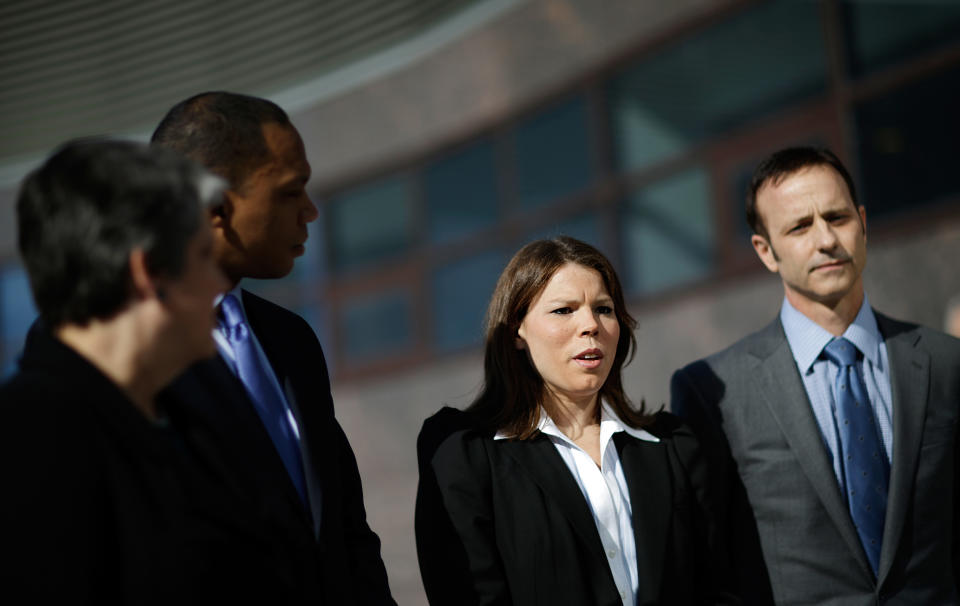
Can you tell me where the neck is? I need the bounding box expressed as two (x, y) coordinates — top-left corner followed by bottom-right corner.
(543, 391), (600, 441)
(55, 310), (176, 420)
(785, 282), (864, 337)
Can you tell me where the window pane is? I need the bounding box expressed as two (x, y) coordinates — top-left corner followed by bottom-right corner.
(328, 175), (413, 272)
(1, 265), (37, 378)
(855, 64), (960, 218)
(432, 250), (507, 351)
(513, 95), (593, 209)
(621, 168), (714, 294)
(340, 289), (412, 362)
(608, 0), (827, 171)
(844, 1), (960, 76)
(426, 139), (499, 243)
(526, 212), (605, 255)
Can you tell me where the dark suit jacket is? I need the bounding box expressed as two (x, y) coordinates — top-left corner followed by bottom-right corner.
(1, 326), (289, 604)
(671, 313), (960, 605)
(415, 407), (739, 605)
(163, 289), (394, 605)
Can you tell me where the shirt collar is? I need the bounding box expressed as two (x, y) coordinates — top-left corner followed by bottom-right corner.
(780, 294), (882, 374)
(493, 401), (659, 443)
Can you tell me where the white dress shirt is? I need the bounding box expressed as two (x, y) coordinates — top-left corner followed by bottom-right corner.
(496, 402), (659, 606)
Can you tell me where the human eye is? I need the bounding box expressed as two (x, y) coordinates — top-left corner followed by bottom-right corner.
(550, 306), (573, 315)
(596, 305), (614, 315)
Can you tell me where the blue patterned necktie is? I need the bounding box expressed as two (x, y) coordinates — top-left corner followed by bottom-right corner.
(219, 294), (308, 506)
(822, 337), (888, 575)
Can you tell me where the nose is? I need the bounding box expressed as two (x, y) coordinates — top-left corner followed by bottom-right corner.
(301, 196), (319, 224)
(813, 218), (840, 251)
(579, 308), (600, 337)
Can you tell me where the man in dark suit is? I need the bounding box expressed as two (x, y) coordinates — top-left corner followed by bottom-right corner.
(1, 139), (297, 603)
(672, 146), (960, 605)
(152, 92), (395, 605)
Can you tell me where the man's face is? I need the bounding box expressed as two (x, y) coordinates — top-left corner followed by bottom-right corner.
(163, 219), (229, 360)
(216, 122), (317, 283)
(751, 164), (867, 312)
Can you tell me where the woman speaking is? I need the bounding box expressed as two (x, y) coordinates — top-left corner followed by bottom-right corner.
(415, 236), (738, 605)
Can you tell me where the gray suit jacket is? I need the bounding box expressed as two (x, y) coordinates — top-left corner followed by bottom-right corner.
(671, 312), (960, 605)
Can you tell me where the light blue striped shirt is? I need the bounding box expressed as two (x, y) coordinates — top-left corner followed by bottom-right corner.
(780, 296), (894, 488)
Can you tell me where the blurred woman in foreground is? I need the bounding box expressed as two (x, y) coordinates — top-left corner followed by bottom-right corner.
(415, 236), (738, 605)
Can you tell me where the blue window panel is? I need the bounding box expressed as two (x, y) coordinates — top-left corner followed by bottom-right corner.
(855, 63), (960, 219)
(1, 265), (37, 378)
(328, 175), (413, 272)
(432, 250), (507, 352)
(621, 168), (714, 295)
(525, 212), (606, 255)
(608, 0), (826, 171)
(425, 138), (499, 244)
(340, 289), (413, 362)
(844, 1), (960, 77)
(513, 95), (593, 209)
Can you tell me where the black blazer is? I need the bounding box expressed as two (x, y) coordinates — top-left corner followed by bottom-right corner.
(415, 407), (739, 605)
(1, 327), (287, 604)
(164, 290), (394, 605)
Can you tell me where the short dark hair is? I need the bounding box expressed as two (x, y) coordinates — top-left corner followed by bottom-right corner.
(747, 146), (858, 239)
(17, 139), (224, 327)
(150, 91), (290, 188)
(467, 236), (651, 439)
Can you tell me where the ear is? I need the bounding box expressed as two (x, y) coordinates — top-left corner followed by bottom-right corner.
(129, 247), (161, 301)
(751, 233), (779, 274)
(210, 191), (236, 230)
(515, 324), (527, 350)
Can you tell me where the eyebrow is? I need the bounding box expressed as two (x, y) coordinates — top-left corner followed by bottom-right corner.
(544, 295), (614, 305)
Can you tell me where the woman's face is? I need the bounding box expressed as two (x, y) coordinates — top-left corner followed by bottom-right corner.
(516, 262), (620, 411)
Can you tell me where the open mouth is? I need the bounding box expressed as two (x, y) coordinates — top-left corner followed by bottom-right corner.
(574, 349), (604, 368)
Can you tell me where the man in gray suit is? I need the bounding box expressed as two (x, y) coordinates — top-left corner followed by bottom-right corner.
(671, 146), (960, 605)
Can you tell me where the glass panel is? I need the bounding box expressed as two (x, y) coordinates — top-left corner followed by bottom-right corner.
(513, 95), (593, 209)
(844, 0), (960, 76)
(425, 138), (499, 243)
(431, 250), (507, 351)
(0, 265), (37, 378)
(608, 0), (827, 171)
(854, 63), (960, 218)
(621, 167), (715, 294)
(328, 175), (413, 272)
(525, 212), (606, 255)
(340, 289), (412, 361)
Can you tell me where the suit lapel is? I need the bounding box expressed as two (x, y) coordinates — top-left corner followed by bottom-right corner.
(752, 321), (874, 579)
(498, 436), (609, 563)
(875, 315), (928, 584)
(614, 433), (670, 604)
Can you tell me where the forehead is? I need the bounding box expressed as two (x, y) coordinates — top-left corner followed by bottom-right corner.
(757, 164), (855, 223)
(536, 263), (610, 299)
(242, 122), (310, 186)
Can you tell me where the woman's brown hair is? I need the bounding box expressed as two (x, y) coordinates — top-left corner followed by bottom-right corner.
(467, 236), (651, 438)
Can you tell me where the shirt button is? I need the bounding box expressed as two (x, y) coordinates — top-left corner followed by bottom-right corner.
(607, 548), (616, 558)
(619, 589), (626, 599)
